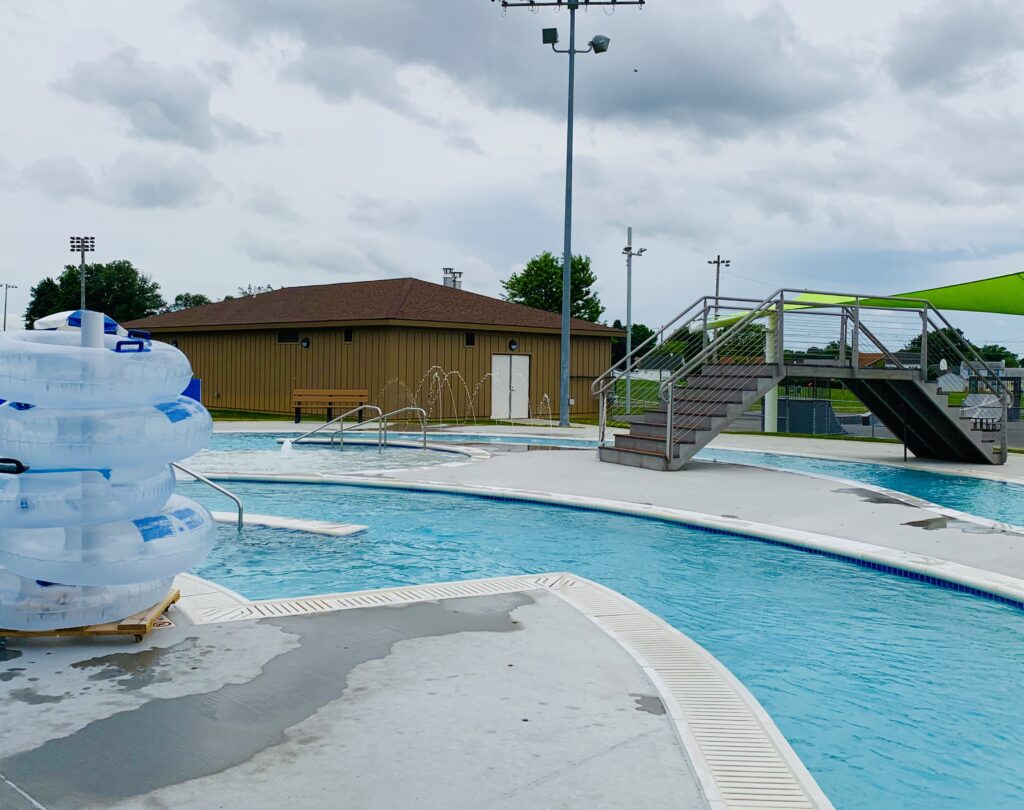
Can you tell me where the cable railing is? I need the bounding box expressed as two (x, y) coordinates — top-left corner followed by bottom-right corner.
(172, 462), (244, 530)
(596, 288), (1010, 463)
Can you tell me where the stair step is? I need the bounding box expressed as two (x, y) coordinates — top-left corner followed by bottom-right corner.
(626, 413), (717, 430)
(683, 375), (762, 392)
(701, 364), (777, 377)
(598, 445), (670, 471)
(665, 388), (748, 404)
(615, 434), (693, 453)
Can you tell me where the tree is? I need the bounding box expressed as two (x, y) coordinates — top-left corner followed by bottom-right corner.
(501, 251), (604, 322)
(977, 344), (1020, 368)
(24, 260), (166, 327)
(223, 284), (274, 301)
(165, 292), (213, 312)
(902, 327), (974, 373)
(611, 320), (656, 363)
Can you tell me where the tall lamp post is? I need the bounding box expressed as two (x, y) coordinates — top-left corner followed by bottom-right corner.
(492, 0), (645, 426)
(622, 227), (646, 413)
(69, 236), (95, 310)
(2, 283), (17, 331)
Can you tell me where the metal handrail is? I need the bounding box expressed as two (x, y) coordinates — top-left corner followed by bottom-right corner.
(292, 405), (383, 444)
(331, 415), (385, 451)
(172, 462), (244, 530)
(381, 407), (428, 449)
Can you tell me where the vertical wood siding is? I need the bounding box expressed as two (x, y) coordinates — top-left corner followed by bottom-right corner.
(159, 326), (611, 418)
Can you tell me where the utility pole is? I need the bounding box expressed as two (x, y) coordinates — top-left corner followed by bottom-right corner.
(491, 0), (645, 426)
(708, 254), (730, 319)
(622, 227), (646, 413)
(2, 283), (16, 331)
(70, 236), (96, 309)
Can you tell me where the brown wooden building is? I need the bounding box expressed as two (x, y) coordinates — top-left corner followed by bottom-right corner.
(127, 277), (621, 420)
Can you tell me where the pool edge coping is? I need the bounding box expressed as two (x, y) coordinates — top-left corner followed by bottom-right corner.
(172, 571), (833, 810)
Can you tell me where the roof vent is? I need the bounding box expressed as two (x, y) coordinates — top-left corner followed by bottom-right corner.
(442, 267), (463, 290)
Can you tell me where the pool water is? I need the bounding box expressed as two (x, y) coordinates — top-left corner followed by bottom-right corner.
(187, 437), (462, 475)
(699, 448), (1024, 527)
(186, 479), (1024, 810)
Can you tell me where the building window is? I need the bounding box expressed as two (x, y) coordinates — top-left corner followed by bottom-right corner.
(277, 330), (299, 344)
(465, 331), (476, 347)
(344, 328), (353, 343)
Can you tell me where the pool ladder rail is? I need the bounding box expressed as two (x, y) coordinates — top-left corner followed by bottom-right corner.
(172, 462), (244, 530)
(291, 405), (429, 452)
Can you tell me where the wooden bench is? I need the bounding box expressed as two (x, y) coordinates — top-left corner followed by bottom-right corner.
(292, 389), (369, 423)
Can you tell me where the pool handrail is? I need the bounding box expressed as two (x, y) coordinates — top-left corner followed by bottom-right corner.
(172, 462), (244, 530)
(331, 415), (386, 452)
(381, 407), (428, 450)
(293, 405), (384, 445)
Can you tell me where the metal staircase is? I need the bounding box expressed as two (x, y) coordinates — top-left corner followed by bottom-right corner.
(593, 289), (1010, 471)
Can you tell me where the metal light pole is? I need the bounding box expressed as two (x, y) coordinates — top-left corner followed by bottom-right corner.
(69, 236), (95, 310)
(2, 284), (16, 331)
(622, 227), (646, 412)
(491, 0), (644, 426)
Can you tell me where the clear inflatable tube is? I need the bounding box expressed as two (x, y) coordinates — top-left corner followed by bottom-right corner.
(0, 465), (174, 528)
(0, 330), (192, 409)
(0, 396), (212, 470)
(0, 495), (217, 586)
(0, 569), (174, 632)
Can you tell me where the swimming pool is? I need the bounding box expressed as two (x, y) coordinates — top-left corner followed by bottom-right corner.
(185, 479), (1024, 810)
(188, 437), (465, 475)
(700, 448), (1024, 527)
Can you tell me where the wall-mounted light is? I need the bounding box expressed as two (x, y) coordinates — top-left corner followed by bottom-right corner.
(508, 339), (519, 352)
(301, 337), (311, 349)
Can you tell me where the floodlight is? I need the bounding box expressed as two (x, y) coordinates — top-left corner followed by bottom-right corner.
(542, 28), (559, 45)
(590, 35), (610, 53)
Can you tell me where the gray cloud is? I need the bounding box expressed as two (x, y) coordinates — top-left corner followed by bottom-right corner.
(56, 47), (264, 149)
(282, 45), (482, 153)
(889, 1), (1024, 94)
(193, 0), (860, 137)
(347, 195), (420, 230)
(24, 153), (211, 209)
(247, 184), (304, 223)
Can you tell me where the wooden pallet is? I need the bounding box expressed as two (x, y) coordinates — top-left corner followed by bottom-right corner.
(0, 589), (180, 644)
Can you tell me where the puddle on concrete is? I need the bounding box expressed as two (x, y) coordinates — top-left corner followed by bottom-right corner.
(835, 487), (908, 506)
(8, 687), (67, 705)
(0, 648), (22, 663)
(0, 593), (531, 809)
(70, 637), (202, 692)
(903, 516), (1016, 536)
(631, 694), (666, 716)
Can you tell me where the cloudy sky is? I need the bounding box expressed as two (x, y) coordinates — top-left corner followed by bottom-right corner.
(1, 0), (1023, 349)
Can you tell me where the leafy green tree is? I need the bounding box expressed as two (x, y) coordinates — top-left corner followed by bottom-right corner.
(222, 284), (275, 301)
(501, 251), (604, 322)
(611, 320), (656, 363)
(977, 344), (1020, 368)
(166, 292), (213, 312)
(902, 327), (975, 372)
(24, 260), (165, 327)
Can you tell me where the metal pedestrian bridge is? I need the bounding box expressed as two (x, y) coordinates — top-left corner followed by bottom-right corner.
(593, 289), (1011, 471)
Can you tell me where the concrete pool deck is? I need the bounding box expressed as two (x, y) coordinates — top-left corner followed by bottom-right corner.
(0, 574), (832, 810)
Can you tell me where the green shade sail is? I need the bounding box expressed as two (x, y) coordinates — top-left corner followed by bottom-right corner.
(703, 271), (1024, 330)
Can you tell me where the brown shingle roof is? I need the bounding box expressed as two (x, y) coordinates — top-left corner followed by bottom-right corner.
(126, 278), (620, 335)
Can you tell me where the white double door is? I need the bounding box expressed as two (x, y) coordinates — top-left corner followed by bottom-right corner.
(490, 354), (530, 420)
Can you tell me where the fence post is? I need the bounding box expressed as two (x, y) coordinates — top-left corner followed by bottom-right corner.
(851, 299), (860, 377)
(920, 310), (929, 382)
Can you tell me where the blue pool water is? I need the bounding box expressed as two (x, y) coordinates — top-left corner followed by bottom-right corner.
(208, 431), (597, 451)
(700, 448), (1024, 527)
(186, 479), (1024, 810)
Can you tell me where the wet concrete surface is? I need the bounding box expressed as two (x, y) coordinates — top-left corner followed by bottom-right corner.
(0, 590), (703, 809)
